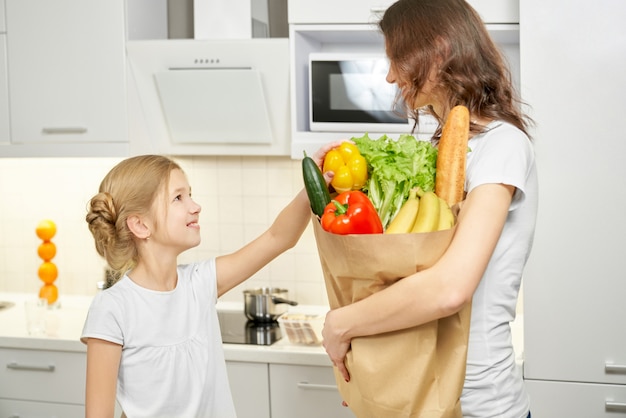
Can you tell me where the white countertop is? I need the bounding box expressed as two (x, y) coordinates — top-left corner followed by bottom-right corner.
(0, 292), (523, 368)
(0, 292), (93, 352)
(0, 292), (332, 366)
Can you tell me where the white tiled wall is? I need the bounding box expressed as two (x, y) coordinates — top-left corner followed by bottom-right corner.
(0, 155), (329, 306)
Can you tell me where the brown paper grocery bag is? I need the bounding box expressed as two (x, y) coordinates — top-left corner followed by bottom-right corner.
(312, 217), (471, 418)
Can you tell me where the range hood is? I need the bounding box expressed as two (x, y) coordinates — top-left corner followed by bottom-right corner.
(126, 38), (290, 156)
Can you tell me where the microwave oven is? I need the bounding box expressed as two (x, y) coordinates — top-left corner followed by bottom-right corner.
(308, 53), (414, 133)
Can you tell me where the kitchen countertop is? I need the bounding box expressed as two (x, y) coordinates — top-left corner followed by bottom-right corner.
(0, 292), (332, 367)
(0, 292), (524, 368)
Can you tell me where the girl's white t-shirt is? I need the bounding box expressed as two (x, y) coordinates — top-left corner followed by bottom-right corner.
(461, 121), (537, 418)
(81, 259), (236, 418)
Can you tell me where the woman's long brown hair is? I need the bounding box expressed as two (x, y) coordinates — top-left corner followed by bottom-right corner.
(379, 0), (532, 139)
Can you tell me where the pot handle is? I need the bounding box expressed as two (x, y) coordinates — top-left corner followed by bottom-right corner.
(271, 296), (298, 306)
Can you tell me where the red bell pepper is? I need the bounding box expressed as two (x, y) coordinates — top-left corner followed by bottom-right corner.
(320, 191), (383, 235)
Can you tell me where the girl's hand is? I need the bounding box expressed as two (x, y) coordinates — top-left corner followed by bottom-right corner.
(322, 309), (352, 382)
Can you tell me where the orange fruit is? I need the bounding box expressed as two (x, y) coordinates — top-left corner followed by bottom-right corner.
(38, 261), (58, 284)
(36, 219), (57, 241)
(39, 284), (58, 304)
(37, 241), (57, 261)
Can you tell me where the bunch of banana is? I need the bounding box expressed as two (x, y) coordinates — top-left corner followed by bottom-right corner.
(385, 188), (455, 234)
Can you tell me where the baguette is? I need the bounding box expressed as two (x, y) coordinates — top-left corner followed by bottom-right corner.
(435, 105), (470, 207)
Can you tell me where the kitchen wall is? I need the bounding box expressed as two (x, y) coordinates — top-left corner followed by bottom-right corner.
(0, 155), (329, 306)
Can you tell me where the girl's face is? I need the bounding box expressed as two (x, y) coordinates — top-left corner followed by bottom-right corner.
(151, 168), (202, 253)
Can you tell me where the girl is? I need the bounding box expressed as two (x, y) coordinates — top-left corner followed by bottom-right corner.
(321, 1), (536, 417)
(81, 148), (333, 418)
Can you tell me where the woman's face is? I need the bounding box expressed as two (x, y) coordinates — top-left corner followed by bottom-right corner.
(385, 55), (440, 111)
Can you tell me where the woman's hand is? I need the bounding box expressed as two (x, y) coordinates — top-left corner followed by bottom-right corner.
(322, 309), (352, 382)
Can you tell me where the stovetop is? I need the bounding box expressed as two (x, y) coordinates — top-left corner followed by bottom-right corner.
(217, 310), (282, 346)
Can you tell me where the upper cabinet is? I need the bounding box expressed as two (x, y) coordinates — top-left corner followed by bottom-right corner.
(288, 0), (518, 24)
(0, 1), (9, 146)
(288, 0), (395, 24)
(1, 0), (128, 157)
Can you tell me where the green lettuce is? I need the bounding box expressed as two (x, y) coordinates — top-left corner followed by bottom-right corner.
(353, 133), (438, 229)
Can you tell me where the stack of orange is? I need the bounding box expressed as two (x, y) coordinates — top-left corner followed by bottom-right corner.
(36, 220), (58, 304)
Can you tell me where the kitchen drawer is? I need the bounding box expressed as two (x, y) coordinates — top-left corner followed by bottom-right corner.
(269, 364), (354, 418)
(526, 379), (626, 417)
(0, 398), (84, 418)
(0, 348), (86, 405)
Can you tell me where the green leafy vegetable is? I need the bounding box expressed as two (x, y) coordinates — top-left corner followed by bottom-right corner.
(353, 133), (438, 229)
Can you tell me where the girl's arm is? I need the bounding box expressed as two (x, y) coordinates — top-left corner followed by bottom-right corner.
(215, 141), (341, 296)
(85, 338), (122, 418)
(322, 182), (515, 381)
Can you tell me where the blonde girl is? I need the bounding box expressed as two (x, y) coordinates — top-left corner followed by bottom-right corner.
(81, 149), (333, 418)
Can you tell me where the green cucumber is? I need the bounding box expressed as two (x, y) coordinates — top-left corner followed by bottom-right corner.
(302, 151), (331, 216)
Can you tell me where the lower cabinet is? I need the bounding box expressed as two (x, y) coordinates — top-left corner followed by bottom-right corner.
(226, 361), (271, 418)
(0, 347), (123, 418)
(0, 347), (86, 417)
(526, 379), (626, 417)
(0, 399), (84, 417)
(2, 348), (350, 418)
(227, 361), (355, 418)
(269, 364), (355, 418)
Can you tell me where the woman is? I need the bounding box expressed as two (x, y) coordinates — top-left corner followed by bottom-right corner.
(321, 1), (536, 417)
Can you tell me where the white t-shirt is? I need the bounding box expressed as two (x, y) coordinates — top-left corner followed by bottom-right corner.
(461, 121), (537, 418)
(81, 259), (237, 418)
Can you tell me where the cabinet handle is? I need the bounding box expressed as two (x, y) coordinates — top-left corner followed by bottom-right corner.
(606, 401), (626, 412)
(370, 7), (388, 13)
(605, 362), (626, 374)
(297, 381), (338, 391)
(42, 127), (88, 134)
(6, 361), (55, 372)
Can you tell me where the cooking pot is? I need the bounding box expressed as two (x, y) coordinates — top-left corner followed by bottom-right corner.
(244, 287), (298, 322)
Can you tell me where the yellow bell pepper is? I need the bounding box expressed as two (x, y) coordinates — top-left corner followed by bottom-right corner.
(323, 143), (368, 193)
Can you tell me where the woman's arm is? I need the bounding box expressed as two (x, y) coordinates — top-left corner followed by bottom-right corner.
(215, 142), (341, 296)
(322, 182), (515, 381)
(85, 338), (122, 418)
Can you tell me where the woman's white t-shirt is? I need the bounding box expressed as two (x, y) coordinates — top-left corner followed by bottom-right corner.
(81, 259), (236, 418)
(461, 121), (537, 418)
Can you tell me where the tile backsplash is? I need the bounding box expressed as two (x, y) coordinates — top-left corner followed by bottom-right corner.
(0, 155), (329, 306)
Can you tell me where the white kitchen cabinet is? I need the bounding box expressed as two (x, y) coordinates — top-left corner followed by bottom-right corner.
(0, 347), (86, 417)
(0, 399), (84, 417)
(526, 380), (626, 417)
(288, 0), (394, 24)
(0, 34), (9, 144)
(0, 0), (5, 33)
(269, 364), (354, 418)
(2, 0), (128, 157)
(521, 1), (626, 416)
(226, 361), (271, 418)
(288, 0), (518, 25)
